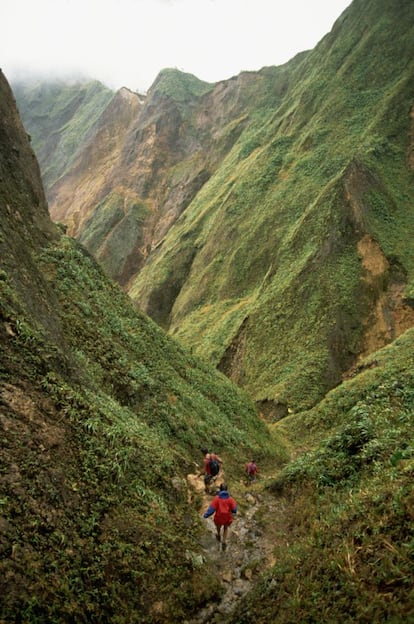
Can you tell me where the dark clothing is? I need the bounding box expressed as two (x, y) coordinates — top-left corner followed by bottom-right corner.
(203, 452), (220, 475)
(202, 452), (221, 490)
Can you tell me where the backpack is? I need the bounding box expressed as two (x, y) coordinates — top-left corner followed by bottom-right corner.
(209, 455), (220, 477)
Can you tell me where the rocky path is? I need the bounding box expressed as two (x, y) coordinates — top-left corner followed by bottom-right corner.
(186, 472), (285, 623)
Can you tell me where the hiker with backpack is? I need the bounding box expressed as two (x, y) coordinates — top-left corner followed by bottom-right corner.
(203, 483), (237, 550)
(201, 447), (222, 493)
(245, 459), (258, 484)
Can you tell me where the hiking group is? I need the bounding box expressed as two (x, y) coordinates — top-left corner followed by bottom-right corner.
(200, 448), (259, 550)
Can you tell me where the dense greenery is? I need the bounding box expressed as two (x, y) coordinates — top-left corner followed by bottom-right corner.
(0, 230), (279, 622)
(0, 74), (278, 622)
(224, 328), (414, 623)
(129, 0), (414, 412)
(13, 6), (414, 415)
(150, 68), (214, 105)
(78, 191), (151, 284)
(4, 0), (414, 621)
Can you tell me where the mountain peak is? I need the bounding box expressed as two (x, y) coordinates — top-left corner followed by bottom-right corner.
(149, 67), (213, 99)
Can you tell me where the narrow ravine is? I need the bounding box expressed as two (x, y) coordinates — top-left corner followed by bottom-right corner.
(186, 471), (285, 623)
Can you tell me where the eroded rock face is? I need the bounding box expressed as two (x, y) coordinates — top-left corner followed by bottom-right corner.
(1, 68), (271, 622)
(12, 1), (414, 412)
(0, 71), (53, 244)
(356, 235), (414, 357)
(343, 162), (414, 365)
(48, 87), (145, 237)
(0, 70), (63, 339)
(36, 69), (283, 289)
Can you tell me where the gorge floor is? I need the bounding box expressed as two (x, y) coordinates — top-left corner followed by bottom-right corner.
(186, 472), (287, 623)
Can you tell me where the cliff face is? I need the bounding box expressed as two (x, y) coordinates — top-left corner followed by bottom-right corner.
(11, 79), (114, 191)
(130, 0), (414, 412)
(1, 68), (274, 622)
(0, 72), (60, 336)
(3, 65), (414, 624)
(14, 63), (297, 289)
(48, 86), (144, 236)
(13, 0), (414, 413)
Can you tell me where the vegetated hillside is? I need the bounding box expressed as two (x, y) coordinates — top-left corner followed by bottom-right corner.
(11, 79), (114, 191)
(14, 64), (297, 288)
(226, 328), (414, 623)
(14, 0), (414, 418)
(0, 69), (278, 623)
(130, 0), (414, 415)
(3, 65), (414, 623)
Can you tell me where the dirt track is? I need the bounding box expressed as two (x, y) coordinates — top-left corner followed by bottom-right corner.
(186, 471), (285, 623)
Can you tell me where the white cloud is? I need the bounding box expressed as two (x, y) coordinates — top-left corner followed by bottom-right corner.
(2, 0), (352, 92)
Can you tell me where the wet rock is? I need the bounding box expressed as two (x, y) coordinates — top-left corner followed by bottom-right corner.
(242, 567), (253, 580)
(221, 570), (233, 583)
(187, 473), (205, 494)
(186, 474), (278, 623)
(217, 595), (237, 614)
(245, 493), (256, 505)
(233, 578), (251, 596)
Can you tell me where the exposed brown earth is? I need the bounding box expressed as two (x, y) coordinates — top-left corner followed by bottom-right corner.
(357, 234), (414, 359)
(46, 68), (290, 288)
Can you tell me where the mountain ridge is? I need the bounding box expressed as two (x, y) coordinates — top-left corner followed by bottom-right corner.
(1, 67), (279, 622)
(12, 0), (414, 417)
(3, 0), (414, 616)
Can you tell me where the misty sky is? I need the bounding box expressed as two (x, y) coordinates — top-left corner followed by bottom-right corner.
(2, 0), (352, 93)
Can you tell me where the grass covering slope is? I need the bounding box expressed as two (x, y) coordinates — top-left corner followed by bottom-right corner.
(130, 0), (414, 411)
(225, 327), (414, 623)
(0, 240), (278, 623)
(149, 68), (214, 106)
(12, 79), (114, 189)
(0, 70), (279, 622)
(78, 191), (151, 284)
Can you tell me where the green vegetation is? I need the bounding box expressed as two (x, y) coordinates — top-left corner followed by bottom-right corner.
(78, 191), (151, 282)
(225, 329), (414, 623)
(37, 236), (273, 457)
(5, 0), (414, 621)
(12, 79), (113, 187)
(13, 5), (414, 415)
(151, 68), (213, 104)
(130, 0), (414, 411)
(1, 228), (277, 622)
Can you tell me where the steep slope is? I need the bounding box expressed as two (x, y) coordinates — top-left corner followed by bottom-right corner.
(13, 0), (414, 417)
(130, 0), (414, 412)
(3, 63), (414, 623)
(12, 79), (114, 191)
(0, 70), (278, 623)
(226, 327), (414, 623)
(14, 63), (300, 289)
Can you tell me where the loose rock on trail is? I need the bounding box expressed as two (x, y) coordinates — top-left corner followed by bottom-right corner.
(186, 471), (283, 623)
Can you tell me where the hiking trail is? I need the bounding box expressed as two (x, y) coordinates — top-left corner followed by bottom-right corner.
(185, 469), (288, 623)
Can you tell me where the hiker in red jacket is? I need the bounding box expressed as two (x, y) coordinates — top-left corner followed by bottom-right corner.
(201, 447), (222, 493)
(245, 459), (258, 484)
(203, 483), (237, 550)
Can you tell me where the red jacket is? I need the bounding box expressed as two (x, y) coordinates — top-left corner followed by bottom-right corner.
(203, 491), (237, 526)
(204, 452), (219, 475)
(245, 462), (258, 476)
